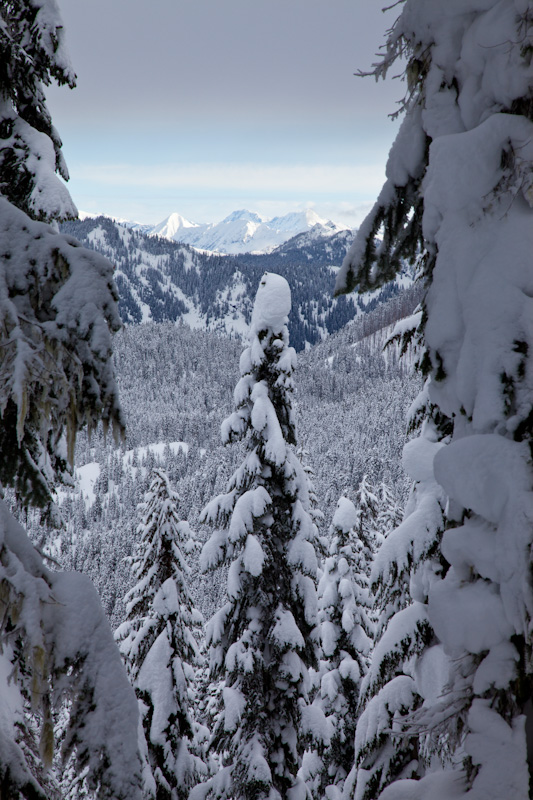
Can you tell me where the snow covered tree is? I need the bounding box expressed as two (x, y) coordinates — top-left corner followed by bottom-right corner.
(195, 272), (321, 800)
(116, 468), (205, 800)
(0, 505), (143, 800)
(0, 0), (77, 221)
(344, 448), (443, 800)
(303, 496), (373, 800)
(376, 483), (403, 539)
(0, 0), (124, 514)
(0, 3), (143, 797)
(0, 201), (124, 515)
(336, 1), (533, 798)
(353, 475), (381, 561)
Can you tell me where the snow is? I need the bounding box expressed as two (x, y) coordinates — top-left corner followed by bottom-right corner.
(150, 212), (201, 239)
(250, 384), (286, 465)
(402, 436), (445, 484)
(378, 771), (466, 800)
(48, 569), (143, 797)
(354, 675), (417, 760)
(472, 641), (519, 694)
(271, 608), (305, 649)
(362, 603), (429, 697)
(413, 644), (449, 707)
(13, 117), (77, 221)
(464, 701), (529, 800)
(71, 442), (189, 509)
(300, 704), (331, 745)
(76, 461), (101, 506)
(433, 434), (530, 525)
(228, 487), (271, 543)
(422, 114), (533, 431)
(222, 686), (245, 732)
(151, 578), (181, 617)
(332, 496), (358, 533)
(122, 441), (189, 468)
(242, 533), (265, 576)
(250, 272), (292, 335)
(137, 630), (174, 746)
(146, 208), (348, 255)
(429, 570), (515, 656)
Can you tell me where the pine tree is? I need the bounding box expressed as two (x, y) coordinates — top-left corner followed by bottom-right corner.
(0, 0), (77, 221)
(116, 468), (206, 800)
(344, 454), (443, 800)
(353, 475), (381, 562)
(0, 2), (142, 797)
(0, 0), (125, 513)
(194, 272), (321, 800)
(336, 1), (533, 797)
(376, 483), (403, 539)
(303, 496), (373, 800)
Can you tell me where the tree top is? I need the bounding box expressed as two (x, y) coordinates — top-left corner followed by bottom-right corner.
(250, 272), (291, 336)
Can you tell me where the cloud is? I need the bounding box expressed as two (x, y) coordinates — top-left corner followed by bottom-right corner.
(72, 160), (386, 198)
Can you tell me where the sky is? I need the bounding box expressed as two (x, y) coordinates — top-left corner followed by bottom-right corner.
(46, 0), (406, 227)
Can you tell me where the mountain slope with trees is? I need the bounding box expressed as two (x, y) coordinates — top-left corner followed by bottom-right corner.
(21, 293), (421, 636)
(60, 215), (415, 351)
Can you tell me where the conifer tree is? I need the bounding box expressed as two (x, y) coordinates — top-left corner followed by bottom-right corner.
(0, 0), (77, 221)
(194, 272), (321, 800)
(0, 3), (143, 796)
(336, 1), (533, 797)
(0, 0), (125, 515)
(376, 483), (403, 539)
(116, 468), (205, 800)
(303, 496), (373, 800)
(353, 475), (381, 562)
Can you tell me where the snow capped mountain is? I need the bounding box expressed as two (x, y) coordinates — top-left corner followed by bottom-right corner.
(147, 208), (349, 254)
(267, 208), (330, 234)
(77, 208), (349, 255)
(222, 209), (266, 225)
(150, 212), (201, 239)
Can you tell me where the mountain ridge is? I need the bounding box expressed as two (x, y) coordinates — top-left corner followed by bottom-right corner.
(79, 208), (349, 255)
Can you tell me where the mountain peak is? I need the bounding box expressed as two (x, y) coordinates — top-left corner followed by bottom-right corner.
(151, 212), (201, 239)
(146, 208), (350, 254)
(221, 209), (265, 225)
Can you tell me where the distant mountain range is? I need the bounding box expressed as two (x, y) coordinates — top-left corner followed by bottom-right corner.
(80, 208), (349, 255)
(63, 215), (417, 351)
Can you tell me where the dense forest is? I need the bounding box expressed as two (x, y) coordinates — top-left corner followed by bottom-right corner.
(19, 293), (420, 632)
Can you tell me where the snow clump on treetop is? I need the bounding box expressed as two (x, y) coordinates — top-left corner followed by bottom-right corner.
(250, 271), (291, 335)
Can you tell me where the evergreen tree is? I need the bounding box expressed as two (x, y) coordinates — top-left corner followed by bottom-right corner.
(0, 2), (141, 796)
(116, 468), (205, 800)
(376, 483), (403, 539)
(336, 1), (533, 797)
(303, 497), (373, 800)
(194, 272), (321, 800)
(0, 0), (77, 221)
(353, 475), (381, 562)
(344, 455), (442, 800)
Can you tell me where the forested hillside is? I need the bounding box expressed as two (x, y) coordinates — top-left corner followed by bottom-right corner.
(61, 216), (414, 350)
(21, 294), (421, 632)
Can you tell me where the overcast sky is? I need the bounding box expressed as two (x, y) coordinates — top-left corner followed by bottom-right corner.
(46, 0), (405, 226)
